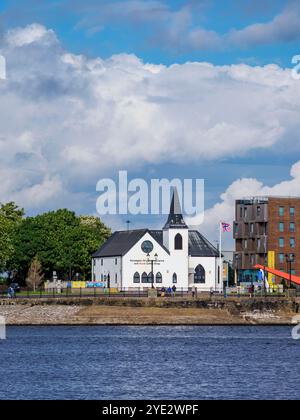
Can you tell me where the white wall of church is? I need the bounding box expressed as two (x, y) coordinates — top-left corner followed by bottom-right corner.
(188, 257), (223, 292)
(166, 229), (189, 288)
(122, 232), (189, 289)
(92, 232), (222, 292)
(92, 256), (122, 288)
(122, 232), (170, 288)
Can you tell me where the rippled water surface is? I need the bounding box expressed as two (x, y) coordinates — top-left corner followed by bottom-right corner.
(0, 326), (300, 400)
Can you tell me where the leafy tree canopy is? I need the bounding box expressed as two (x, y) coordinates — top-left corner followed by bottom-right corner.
(12, 209), (111, 282)
(0, 202), (24, 272)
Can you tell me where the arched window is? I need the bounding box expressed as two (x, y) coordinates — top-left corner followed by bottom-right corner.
(175, 233), (183, 250)
(173, 273), (177, 284)
(142, 272), (148, 283)
(133, 272), (140, 283)
(156, 272), (162, 284)
(148, 272), (154, 284)
(194, 265), (206, 284)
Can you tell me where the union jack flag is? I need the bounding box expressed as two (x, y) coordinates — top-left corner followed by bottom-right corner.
(221, 222), (231, 232)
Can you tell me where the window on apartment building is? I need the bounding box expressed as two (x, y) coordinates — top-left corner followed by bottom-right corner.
(279, 238), (284, 248)
(244, 239), (248, 249)
(290, 207), (295, 216)
(290, 238), (296, 248)
(257, 206), (261, 217)
(263, 224), (268, 235)
(257, 238), (261, 249)
(279, 207), (284, 217)
(250, 223), (254, 234)
(250, 255), (255, 265)
(279, 254), (285, 264)
(234, 223), (239, 236)
(244, 207), (248, 218)
(279, 222), (284, 233)
(290, 222), (295, 232)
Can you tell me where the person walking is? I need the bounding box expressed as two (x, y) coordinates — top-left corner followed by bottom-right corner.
(172, 285), (177, 297)
(250, 284), (255, 298)
(7, 286), (13, 299)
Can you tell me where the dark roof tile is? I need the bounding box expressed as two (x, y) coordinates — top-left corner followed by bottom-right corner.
(93, 229), (219, 258)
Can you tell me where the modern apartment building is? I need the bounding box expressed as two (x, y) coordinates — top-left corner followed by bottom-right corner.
(233, 197), (300, 283)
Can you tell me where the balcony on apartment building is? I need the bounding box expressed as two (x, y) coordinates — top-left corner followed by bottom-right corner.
(234, 222), (268, 240)
(236, 204), (268, 224)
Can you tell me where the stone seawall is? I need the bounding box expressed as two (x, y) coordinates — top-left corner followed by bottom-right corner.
(0, 297), (299, 325)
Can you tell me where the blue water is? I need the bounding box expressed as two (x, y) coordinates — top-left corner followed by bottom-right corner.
(0, 326), (300, 400)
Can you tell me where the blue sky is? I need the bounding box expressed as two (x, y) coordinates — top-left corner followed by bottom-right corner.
(0, 0), (300, 245)
(0, 0), (297, 67)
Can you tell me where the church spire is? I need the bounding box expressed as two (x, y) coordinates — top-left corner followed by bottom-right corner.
(163, 188), (188, 229)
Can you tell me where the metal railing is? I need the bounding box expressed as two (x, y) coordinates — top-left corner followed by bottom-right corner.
(0, 287), (299, 300)
(0, 287), (222, 299)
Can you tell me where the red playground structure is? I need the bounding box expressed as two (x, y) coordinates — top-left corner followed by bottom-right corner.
(254, 265), (300, 286)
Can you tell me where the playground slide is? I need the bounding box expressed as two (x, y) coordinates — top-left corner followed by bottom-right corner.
(254, 265), (300, 286)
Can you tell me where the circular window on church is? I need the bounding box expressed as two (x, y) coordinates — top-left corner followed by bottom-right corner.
(141, 240), (154, 254)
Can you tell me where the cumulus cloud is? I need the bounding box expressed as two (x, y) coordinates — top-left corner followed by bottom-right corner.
(5, 23), (57, 47)
(0, 23), (300, 214)
(194, 161), (300, 248)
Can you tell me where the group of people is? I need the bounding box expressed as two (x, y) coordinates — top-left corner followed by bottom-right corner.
(160, 285), (177, 297)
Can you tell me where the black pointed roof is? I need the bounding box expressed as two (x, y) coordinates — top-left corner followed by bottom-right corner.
(92, 229), (170, 258)
(92, 229), (219, 258)
(163, 188), (188, 230)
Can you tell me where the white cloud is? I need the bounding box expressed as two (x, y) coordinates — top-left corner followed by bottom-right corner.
(0, 24), (300, 213)
(196, 161), (300, 249)
(5, 23), (57, 47)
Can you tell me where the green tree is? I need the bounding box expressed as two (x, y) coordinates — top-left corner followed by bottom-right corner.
(26, 256), (44, 291)
(13, 209), (111, 282)
(0, 202), (24, 273)
(79, 216), (112, 276)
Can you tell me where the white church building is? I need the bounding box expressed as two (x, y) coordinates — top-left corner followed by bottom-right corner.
(92, 190), (223, 292)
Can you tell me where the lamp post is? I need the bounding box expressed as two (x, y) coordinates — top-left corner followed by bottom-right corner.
(235, 254), (241, 286)
(263, 257), (267, 297)
(286, 254), (294, 289)
(147, 253), (158, 289)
